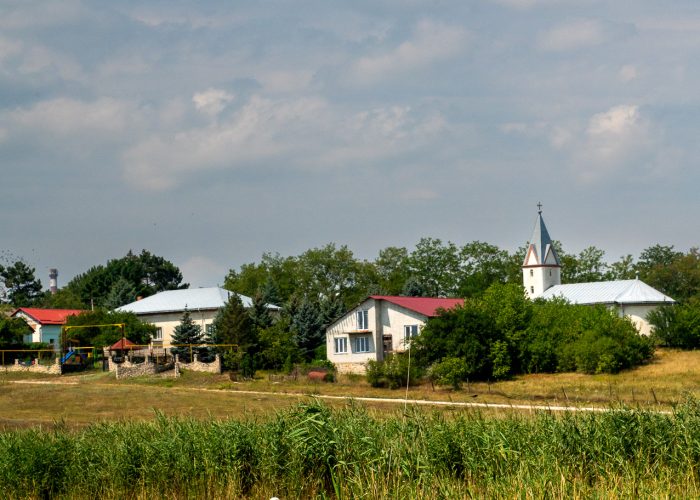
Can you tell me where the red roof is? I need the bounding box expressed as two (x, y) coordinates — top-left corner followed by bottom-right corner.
(369, 296), (464, 317)
(109, 338), (138, 350)
(12, 308), (83, 325)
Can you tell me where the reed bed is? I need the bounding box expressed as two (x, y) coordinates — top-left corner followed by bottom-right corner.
(1, 400), (700, 499)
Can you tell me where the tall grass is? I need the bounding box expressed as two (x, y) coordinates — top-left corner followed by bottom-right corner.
(1, 400), (700, 498)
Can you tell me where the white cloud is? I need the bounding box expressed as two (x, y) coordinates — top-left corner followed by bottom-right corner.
(572, 104), (656, 183)
(192, 89), (235, 116)
(352, 20), (470, 83)
(258, 70), (313, 93)
(618, 64), (638, 82)
(123, 95), (448, 191)
(538, 19), (608, 51)
(7, 97), (139, 136)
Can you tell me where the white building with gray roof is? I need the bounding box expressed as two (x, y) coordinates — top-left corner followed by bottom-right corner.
(117, 287), (280, 345)
(523, 208), (675, 335)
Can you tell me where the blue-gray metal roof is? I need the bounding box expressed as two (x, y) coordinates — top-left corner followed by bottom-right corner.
(539, 279), (675, 305)
(524, 213), (561, 266)
(116, 287), (281, 315)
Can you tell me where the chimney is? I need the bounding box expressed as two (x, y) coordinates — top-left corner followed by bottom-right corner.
(49, 268), (58, 294)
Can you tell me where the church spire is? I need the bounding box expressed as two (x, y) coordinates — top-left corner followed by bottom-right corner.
(523, 205), (561, 298)
(524, 206), (561, 266)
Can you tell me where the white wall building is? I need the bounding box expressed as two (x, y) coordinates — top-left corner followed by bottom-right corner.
(117, 287), (280, 345)
(524, 208), (675, 335)
(326, 295), (463, 374)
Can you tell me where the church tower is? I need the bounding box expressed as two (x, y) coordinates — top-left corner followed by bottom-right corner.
(522, 205), (561, 299)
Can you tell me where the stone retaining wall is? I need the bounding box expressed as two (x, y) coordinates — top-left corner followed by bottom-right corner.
(2, 358), (62, 375)
(176, 354), (221, 374)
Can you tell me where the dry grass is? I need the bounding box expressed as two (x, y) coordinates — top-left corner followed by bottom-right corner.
(1, 348), (699, 429)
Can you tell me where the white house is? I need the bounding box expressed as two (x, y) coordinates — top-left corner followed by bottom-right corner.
(326, 295), (464, 374)
(117, 287), (280, 345)
(523, 208), (675, 335)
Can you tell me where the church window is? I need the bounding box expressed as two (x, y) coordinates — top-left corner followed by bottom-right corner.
(530, 286), (534, 294)
(530, 269), (533, 277)
(549, 270), (552, 276)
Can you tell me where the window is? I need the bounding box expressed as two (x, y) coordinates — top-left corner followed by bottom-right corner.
(549, 269), (552, 276)
(49, 339), (54, 345)
(530, 286), (534, 294)
(334, 337), (348, 354)
(355, 336), (370, 353)
(356, 310), (369, 330)
(153, 327), (163, 340)
(404, 325), (419, 342)
(205, 324), (214, 335)
(530, 269), (534, 277)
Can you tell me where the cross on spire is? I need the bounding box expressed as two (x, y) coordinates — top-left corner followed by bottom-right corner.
(537, 202), (543, 214)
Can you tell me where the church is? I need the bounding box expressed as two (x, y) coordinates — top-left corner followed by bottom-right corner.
(522, 207), (675, 335)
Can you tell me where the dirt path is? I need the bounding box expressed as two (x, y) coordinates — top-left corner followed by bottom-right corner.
(9, 379), (669, 414)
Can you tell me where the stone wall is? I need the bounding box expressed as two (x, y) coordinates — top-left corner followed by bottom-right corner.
(176, 354), (221, 374)
(2, 357), (62, 375)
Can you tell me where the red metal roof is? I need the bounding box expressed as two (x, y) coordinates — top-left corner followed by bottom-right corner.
(369, 296), (464, 317)
(12, 308), (83, 325)
(109, 338), (138, 350)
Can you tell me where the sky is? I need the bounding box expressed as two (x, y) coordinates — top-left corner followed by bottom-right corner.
(1, 0), (699, 288)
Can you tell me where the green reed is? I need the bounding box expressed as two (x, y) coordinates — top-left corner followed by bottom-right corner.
(1, 400), (700, 498)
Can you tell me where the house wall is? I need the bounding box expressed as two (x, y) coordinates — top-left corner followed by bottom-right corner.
(326, 299), (428, 374)
(618, 304), (657, 336)
(137, 309), (218, 345)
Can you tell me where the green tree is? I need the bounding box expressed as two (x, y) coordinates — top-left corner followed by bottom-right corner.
(374, 246), (410, 295)
(407, 237), (461, 297)
(249, 291), (273, 331)
(64, 310), (155, 348)
(291, 297), (324, 361)
(458, 241), (511, 297)
(170, 310), (206, 362)
(649, 300), (700, 348)
(65, 250), (187, 308)
(0, 261), (43, 306)
(104, 277), (138, 310)
(607, 254), (636, 280)
(0, 317), (31, 347)
(211, 294), (258, 371)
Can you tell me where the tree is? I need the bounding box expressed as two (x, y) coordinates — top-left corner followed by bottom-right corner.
(0, 261), (43, 306)
(0, 317), (30, 347)
(458, 241), (512, 297)
(171, 310), (206, 362)
(249, 291), (273, 331)
(291, 296), (324, 361)
(104, 278), (138, 310)
(211, 294), (258, 370)
(407, 238), (461, 297)
(65, 250), (187, 308)
(648, 300), (700, 349)
(374, 246), (410, 295)
(63, 310), (155, 348)
(607, 254), (636, 280)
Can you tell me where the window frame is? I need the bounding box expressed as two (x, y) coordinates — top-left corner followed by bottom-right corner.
(356, 309), (369, 330)
(354, 335), (371, 353)
(153, 327), (163, 340)
(334, 337), (348, 354)
(404, 324), (419, 342)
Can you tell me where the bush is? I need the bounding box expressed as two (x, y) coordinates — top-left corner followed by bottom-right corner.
(366, 353), (420, 389)
(649, 301), (700, 349)
(428, 357), (468, 389)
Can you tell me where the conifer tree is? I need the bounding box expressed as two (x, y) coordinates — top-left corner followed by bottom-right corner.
(292, 297), (323, 361)
(171, 310), (205, 362)
(211, 294), (258, 371)
(249, 291), (273, 331)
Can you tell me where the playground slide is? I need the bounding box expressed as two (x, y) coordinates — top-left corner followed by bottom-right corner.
(60, 351), (76, 364)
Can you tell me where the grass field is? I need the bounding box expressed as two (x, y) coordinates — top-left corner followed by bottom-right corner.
(1, 348), (699, 429)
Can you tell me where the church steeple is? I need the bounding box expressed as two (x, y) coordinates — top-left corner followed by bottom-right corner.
(523, 204), (561, 298)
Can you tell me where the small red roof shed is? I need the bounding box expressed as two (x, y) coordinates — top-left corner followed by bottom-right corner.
(12, 308), (83, 325)
(109, 338), (138, 351)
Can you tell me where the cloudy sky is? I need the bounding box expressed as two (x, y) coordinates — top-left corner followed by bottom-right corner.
(1, 0), (699, 288)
